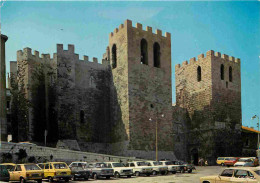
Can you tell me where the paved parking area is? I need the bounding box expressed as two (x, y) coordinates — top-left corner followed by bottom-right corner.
(70, 166), (226, 183)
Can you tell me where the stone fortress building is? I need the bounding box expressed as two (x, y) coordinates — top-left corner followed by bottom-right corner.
(8, 20), (242, 164)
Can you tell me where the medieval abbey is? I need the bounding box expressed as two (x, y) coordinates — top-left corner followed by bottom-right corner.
(6, 20), (242, 164)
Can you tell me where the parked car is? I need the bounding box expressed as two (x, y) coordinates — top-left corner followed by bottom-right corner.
(125, 161), (153, 176)
(172, 160), (194, 173)
(160, 161), (177, 174)
(0, 164), (10, 182)
(68, 161), (88, 169)
(86, 162), (114, 180)
(0, 163), (16, 171)
(105, 162), (133, 178)
(9, 163), (43, 183)
(224, 157), (240, 167)
(234, 158), (255, 167)
(70, 166), (90, 181)
(216, 157), (234, 166)
(200, 167), (260, 183)
(37, 162), (72, 182)
(146, 161), (168, 175)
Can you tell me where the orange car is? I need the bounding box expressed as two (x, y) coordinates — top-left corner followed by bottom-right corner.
(224, 157), (240, 167)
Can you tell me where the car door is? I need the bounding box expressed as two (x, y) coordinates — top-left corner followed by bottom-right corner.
(8, 165), (16, 181)
(12, 165), (22, 181)
(216, 169), (234, 183)
(231, 169), (253, 183)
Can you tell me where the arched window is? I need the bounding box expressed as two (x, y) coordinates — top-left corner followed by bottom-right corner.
(80, 110), (84, 123)
(141, 39), (148, 65)
(197, 66), (201, 82)
(112, 44), (117, 69)
(220, 64), (224, 80)
(229, 66), (232, 82)
(153, 42), (160, 68)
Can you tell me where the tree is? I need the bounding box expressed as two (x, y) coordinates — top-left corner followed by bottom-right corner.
(10, 73), (29, 142)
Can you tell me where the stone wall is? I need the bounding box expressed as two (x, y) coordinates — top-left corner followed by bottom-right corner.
(0, 35), (8, 141)
(0, 142), (145, 164)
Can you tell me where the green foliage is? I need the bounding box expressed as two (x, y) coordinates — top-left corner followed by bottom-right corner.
(28, 156), (36, 163)
(10, 73), (29, 142)
(15, 149), (27, 160)
(31, 64), (58, 143)
(1, 153), (13, 163)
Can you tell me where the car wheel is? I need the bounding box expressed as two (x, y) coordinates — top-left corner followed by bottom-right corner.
(106, 176), (110, 179)
(127, 175), (131, 178)
(172, 171), (176, 174)
(152, 170), (157, 175)
(64, 178), (70, 182)
(221, 163), (224, 166)
(84, 176), (89, 180)
(135, 171), (140, 177)
(188, 169), (192, 173)
(202, 181), (210, 183)
(48, 177), (53, 183)
(93, 173), (98, 180)
(73, 175), (77, 181)
(114, 172), (120, 178)
(37, 180), (42, 183)
(20, 178), (26, 183)
(165, 170), (168, 175)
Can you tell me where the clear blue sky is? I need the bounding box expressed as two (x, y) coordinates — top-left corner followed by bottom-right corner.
(2, 1), (260, 129)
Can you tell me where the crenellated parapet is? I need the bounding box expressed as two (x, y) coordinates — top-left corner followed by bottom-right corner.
(175, 50), (240, 70)
(17, 47), (54, 63)
(56, 44), (110, 67)
(109, 19), (171, 40)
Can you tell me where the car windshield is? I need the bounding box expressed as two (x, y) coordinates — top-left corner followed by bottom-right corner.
(95, 163), (108, 168)
(53, 163), (68, 169)
(153, 162), (163, 166)
(229, 158), (237, 161)
(137, 162), (146, 166)
(112, 163), (125, 167)
(25, 164), (41, 171)
(165, 162), (173, 165)
(255, 170), (260, 175)
(5, 165), (15, 170)
(238, 159), (249, 162)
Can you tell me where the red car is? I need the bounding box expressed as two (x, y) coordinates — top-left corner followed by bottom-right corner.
(224, 157), (240, 167)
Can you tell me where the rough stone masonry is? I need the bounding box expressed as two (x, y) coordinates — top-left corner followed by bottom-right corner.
(8, 20), (242, 163)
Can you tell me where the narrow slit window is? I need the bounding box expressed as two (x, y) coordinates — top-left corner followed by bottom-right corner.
(221, 64), (224, 80)
(80, 110), (85, 123)
(141, 39), (148, 65)
(229, 66), (232, 82)
(112, 44), (117, 69)
(153, 42), (160, 68)
(197, 66), (201, 82)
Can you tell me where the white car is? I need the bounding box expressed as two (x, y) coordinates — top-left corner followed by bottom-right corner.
(125, 161), (153, 176)
(105, 162), (133, 178)
(68, 162), (88, 169)
(234, 158), (254, 167)
(146, 161), (168, 175)
(160, 161), (177, 174)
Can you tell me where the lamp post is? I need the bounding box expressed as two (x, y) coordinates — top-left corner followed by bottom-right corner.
(252, 115), (259, 150)
(149, 113), (164, 161)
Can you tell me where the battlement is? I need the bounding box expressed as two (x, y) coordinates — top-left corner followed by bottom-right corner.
(175, 50), (240, 70)
(109, 19), (171, 40)
(56, 44), (109, 66)
(17, 47), (54, 62)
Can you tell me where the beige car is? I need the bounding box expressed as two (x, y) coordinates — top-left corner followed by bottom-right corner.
(200, 167), (260, 183)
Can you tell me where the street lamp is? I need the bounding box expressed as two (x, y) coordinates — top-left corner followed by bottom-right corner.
(149, 113), (164, 161)
(252, 115), (259, 150)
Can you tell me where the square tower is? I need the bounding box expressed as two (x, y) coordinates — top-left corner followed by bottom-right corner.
(108, 20), (174, 154)
(175, 50), (242, 161)
(175, 50), (241, 126)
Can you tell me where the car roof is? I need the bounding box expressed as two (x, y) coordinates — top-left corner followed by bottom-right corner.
(225, 167), (259, 171)
(70, 162), (87, 163)
(1, 163), (16, 165)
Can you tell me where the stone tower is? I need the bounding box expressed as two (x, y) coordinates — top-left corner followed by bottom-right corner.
(108, 20), (174, 159)
(0, 34), (8, 141)
(175, 50), (242, 163)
